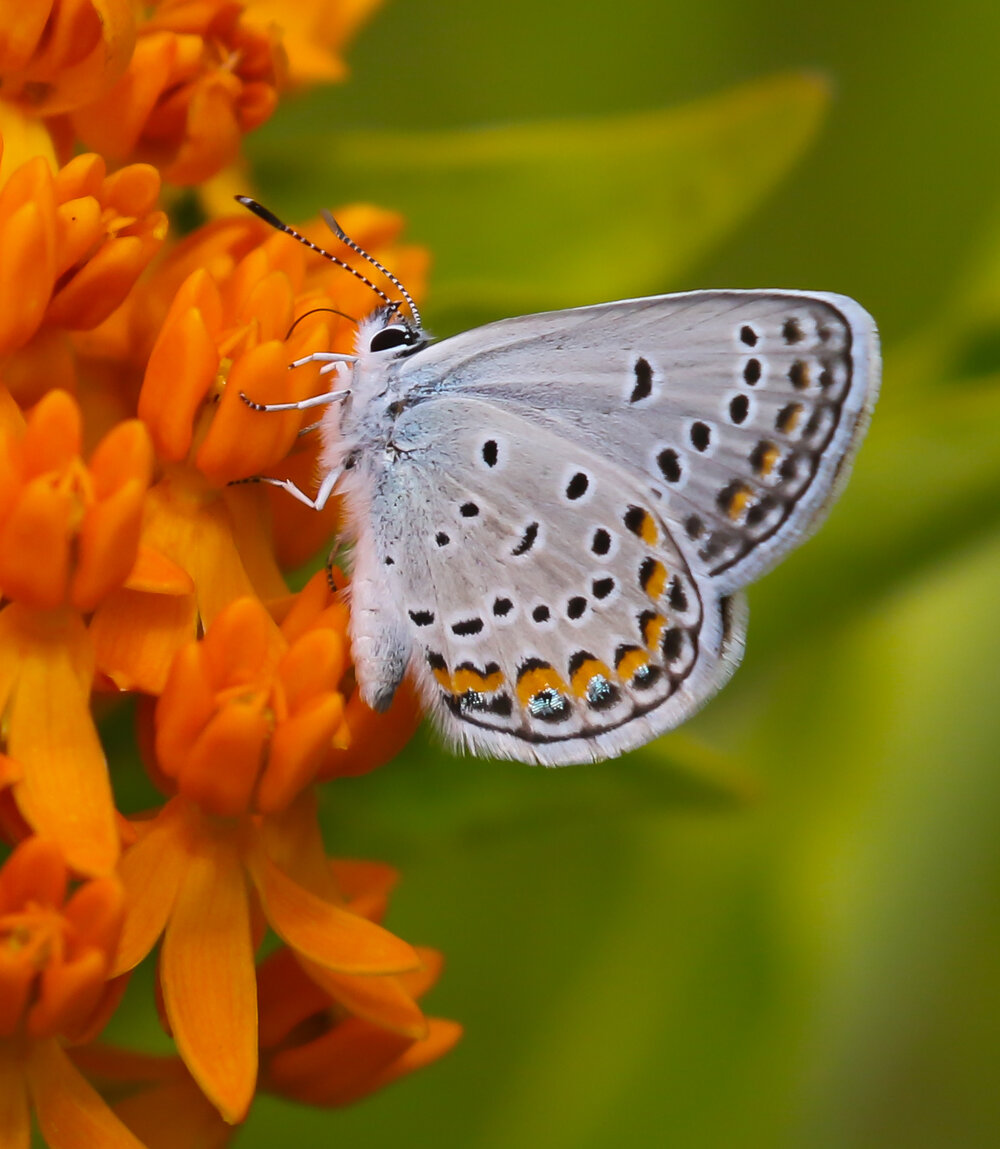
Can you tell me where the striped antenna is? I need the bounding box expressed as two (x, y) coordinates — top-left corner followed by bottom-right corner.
(235, 196), (407, 324)
(321, 209), (422, 331)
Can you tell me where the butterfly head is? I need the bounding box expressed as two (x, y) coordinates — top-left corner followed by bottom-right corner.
(359, 305), (429, 357)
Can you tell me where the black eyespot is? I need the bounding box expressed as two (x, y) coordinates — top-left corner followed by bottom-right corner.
(630, 357), (653, 402)
(729, 394), (749, 424)
(743, 358), (762, 385)
(690, 422), (711, 451)
(662, 627), (685, 661)
(452, 618), (483, 636)
(782, 317), (803, 344)
(409, 610), (434, 626)
(668, 577), (688, 612)
(493, 597), (513, 617)
(532, 605), (551, 623)
(435, 531), (450, 547)
(592, 576), (615, 599)
(460, 502), (479, 517)
(482, 440), (498, 467)
(591, 528), (611, 555)
(369, 325), (411, 352)
(511, 521), (539, 556)
(657, 448), (681, 483)
(685, 514), (704, 539)
(566, 596), (587, 619)
(565, 471), (589, 499)
(740, 325), (758, 346)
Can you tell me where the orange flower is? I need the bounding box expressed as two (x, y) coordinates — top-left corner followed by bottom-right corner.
(259, 859), (462, 1107)
(282, 570), (423, 779)
(111, 793), (421, 1123)
(154, 595), (348, 816)
(0, 837), (144, 1149)
(0, 140), (166, 402)
(0, 389), (153, 611)
(71, 0), (287, 185)
(0, 390), (153, 874)
(69, 860), (458, 1143)
(0, 0), (136, 116)
(85, 203), (426, 687)
(242, 0), (383, 85)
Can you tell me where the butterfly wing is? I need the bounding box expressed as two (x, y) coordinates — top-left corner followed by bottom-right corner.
(355, 397), (746, 764)
(399, 290), (880, 594)
(349, 290), (878, 764)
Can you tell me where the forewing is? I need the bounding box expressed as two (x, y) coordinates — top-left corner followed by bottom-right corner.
(401, 291), (880, 594)
(373, 399), (745, 765)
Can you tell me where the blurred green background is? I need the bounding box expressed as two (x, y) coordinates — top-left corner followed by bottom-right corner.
(207, 1), (1000, 1145)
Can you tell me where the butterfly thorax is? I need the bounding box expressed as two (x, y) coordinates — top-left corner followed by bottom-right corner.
(318, 309), (431, 479)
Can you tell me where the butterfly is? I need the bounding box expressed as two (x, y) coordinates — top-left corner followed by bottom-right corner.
(236, 197), (880, 766)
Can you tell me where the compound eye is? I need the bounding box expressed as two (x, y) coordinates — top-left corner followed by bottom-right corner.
(369, 324), (411, 352)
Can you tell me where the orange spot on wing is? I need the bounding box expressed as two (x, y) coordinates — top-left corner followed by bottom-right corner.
(515, 664), (567, 707)
(725, 483), (754, 521)
(640, 558), (667, 600)
(569, 657), (612, 697)
(451, 665), (504, 694)
(641, 613), (668, 650)
(615, 647), (648, 680)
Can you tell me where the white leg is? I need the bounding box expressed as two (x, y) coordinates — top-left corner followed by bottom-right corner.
(312, 464), (343, 511)
(238, 388), (349, 413)
(229, 466), (343, 510)
(290, 351), (358, 369)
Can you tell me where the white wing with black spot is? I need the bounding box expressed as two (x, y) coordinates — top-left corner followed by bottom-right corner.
(350, 398), (746, 764)
(398, 290), (879, 595)
(343, 289), (878, 764)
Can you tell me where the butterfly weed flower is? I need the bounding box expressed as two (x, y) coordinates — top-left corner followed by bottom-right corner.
(0, 389), (153, 875)
(65, 864), (458, 1144)
(84, 202), (427, 695)
(0, 1), (458, 1137)
(70, 0), (288, 185)
(0, 837), (145, 1149)
(0, 0), (136, 116)
(0, 142), (167, 405)
(111, 596), (423, 1121)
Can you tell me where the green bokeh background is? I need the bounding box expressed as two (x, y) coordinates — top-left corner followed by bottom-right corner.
(130, 1), (1000, 1145)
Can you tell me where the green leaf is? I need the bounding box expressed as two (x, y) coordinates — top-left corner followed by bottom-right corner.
(249, 72), (829, 326)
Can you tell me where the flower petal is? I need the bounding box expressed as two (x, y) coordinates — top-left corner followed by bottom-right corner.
(263, 1015), (412, 1107)
(113, 1077), (229, 1149)
(247, 844), (420, 975)
(2, 606), (119, 875)
(90, 587), (198, 694)
(26, 1038), (146, 1149)
(160, 825), (256, 1124)
(303, 961), (428, 1039)
(112, 802), (190, 975)
(0, 1040), (30, 1149)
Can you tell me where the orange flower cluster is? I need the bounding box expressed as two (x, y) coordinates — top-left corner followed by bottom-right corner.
(0, 4), (455, 1148)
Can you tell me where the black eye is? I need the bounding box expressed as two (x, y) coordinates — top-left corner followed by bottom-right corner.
(369, 325), (411, 352)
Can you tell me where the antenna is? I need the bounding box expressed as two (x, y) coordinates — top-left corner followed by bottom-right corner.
(285, 305), (358, 340)
(321, 209), (422, 331)
(235, 196), (408, 324)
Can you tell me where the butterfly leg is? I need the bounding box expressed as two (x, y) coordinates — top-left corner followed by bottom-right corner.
(290, 351), (359, 378)
(228, 465), (342, 510)
(238, 388), (350, 413)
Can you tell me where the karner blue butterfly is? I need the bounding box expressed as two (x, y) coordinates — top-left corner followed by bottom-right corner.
(236, 196), (880, 766)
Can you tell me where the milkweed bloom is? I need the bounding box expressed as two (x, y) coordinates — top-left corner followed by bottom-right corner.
(0, 838), (141, 1149)
(0, 1), (457, 1143)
